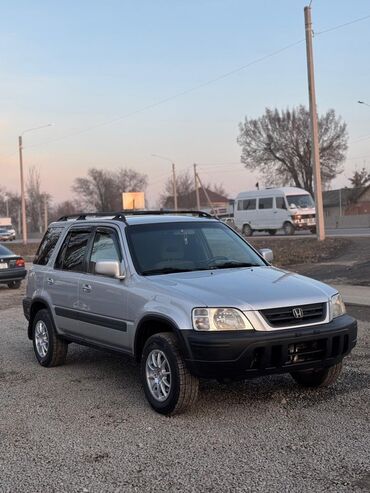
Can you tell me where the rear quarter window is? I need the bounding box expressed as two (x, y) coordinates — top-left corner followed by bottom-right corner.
(33, 227), (64, 265)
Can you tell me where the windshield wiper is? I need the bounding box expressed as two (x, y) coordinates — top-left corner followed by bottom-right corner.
(142, 267), (192, 276)
(207, 261), (261, 270)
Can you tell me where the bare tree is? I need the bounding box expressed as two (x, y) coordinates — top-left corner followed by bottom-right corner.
(348, 167), (370, 188)
(72, 167), (148, 211)
(26, 167), (51, 233)
(237, 106), (348, 195)
(160, 171), (227, 207)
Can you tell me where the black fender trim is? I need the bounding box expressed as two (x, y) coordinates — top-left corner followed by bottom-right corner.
(134, 314), (192, 361)
(25, 297), (56, 340)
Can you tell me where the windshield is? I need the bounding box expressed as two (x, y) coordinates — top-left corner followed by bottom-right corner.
(286, 194), (314, 209)
(126, 221), (266, 276)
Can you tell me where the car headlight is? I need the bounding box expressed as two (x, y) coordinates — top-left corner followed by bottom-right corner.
(330, 293), (346, 319)
(192, 308), (254, 331)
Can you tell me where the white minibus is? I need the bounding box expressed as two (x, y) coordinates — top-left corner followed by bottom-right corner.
(234, 187), (316, 235)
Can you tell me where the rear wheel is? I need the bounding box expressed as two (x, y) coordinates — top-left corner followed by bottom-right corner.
(310, 227), (317, 234)
(268, 230), (277, 236)
(141, 332), (199, 415)
(7, 281), (21, 289)
(283, 222), (295, 236)
(290, 362), (342, 388)
(32, 309), (68, 367)
(242, 224), (253, 237)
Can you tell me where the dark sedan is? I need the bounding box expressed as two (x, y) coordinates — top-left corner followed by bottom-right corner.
(0, 245), (27, 289)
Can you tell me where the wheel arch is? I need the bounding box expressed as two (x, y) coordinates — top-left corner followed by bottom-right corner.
(134, 314), (190, 362)
(28, 298), (55, 340)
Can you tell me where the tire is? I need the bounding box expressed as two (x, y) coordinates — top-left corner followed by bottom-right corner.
(141, 332), (199, 415)
(7, 281), (21, 289)
(290, 362), (343, 388)
(32, 309), (68, 367)
(283, 222), (295, 236)
(242, 224), (253, 237)
(268, 230), (277, 236)
(310, 227), (317, 235)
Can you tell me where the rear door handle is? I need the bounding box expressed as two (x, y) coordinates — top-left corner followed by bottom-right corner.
(82, 284), (92, 293)
(47, 278), (54, 286)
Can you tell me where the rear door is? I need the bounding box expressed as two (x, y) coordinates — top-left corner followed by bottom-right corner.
(77, 226), (130, 350)
(47, 227), (92, 336)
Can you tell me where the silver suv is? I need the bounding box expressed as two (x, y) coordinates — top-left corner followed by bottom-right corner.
(23, 211), (357, 415)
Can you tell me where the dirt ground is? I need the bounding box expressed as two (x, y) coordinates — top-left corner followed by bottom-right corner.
(285, 237), (370, 287)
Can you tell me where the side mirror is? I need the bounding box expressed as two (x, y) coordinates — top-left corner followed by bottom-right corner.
(259, 248), (273, 263)
(95, 260), (126, 280)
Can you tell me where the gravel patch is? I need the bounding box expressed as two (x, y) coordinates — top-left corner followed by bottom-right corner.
(0, 307), (369, 493)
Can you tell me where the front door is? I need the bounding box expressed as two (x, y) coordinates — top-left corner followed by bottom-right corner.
(77, 226), (130, 350)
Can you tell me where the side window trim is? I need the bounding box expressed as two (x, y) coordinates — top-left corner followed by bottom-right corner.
(85, 225), (123, 275)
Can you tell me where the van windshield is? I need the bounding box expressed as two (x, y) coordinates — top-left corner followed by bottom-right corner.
(287, 194), (314, 209)
(126, 221), (266, 276)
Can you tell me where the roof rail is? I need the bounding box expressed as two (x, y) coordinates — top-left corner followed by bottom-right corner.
(57, 210), (216, 223)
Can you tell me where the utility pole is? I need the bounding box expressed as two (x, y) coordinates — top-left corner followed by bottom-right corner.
(18, 135), (27, 245)
(193, 164), (200, 210)
(304, 5), (325, 240)
(172, 163), (178, 211)
(5, 197), (9, 217)
(196, 171), (216, 216)
(44, 195), (48, 231)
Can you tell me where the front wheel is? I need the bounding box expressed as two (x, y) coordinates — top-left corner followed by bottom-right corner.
(268, 230), (277, 236)
(310, 227), (317, 235)
(290, 362), (342, 388)
(141, 332), (199, 415)
(283, 222), (295, 236)
(32, 309), (68, 367)
(242, 224), (253, 237)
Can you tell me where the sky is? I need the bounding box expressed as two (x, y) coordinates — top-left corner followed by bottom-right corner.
(1, 0), (370, 207)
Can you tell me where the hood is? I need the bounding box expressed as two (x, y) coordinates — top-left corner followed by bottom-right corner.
(147, 266), (336, 310)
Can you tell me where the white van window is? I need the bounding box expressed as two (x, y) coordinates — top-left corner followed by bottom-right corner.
(237, 199), (256, 211)
(258, 198), (273, 210)
(276, 197), (287, 209)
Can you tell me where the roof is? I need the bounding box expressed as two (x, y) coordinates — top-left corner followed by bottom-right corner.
(236, 187), (310, 199)
(164, 188), (229, 209)
(323, 186), (369, 208)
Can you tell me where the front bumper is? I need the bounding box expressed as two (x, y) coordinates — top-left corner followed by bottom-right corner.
(0, 268), (27, 283)
(182, 314), (357, 379)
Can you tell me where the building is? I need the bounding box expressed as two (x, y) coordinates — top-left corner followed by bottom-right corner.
(323, 186), (370, 218)
(163, 188), (230, 215)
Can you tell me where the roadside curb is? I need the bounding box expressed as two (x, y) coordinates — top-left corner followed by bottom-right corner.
(332, 284), (370, 308)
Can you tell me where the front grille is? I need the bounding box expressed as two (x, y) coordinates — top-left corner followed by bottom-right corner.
(260, 302), (326, 328)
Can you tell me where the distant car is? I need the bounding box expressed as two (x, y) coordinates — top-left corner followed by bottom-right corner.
(0, 245), (27, 289)
(0, 228), (14, 242)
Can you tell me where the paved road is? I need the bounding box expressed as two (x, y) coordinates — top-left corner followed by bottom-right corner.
(251, 228), (370, 238)
(0, 305), (369, 492)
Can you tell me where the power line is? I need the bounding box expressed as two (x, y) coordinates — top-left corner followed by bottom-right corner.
(21, 39), (305, 151)
(5, 10), (370, 159)
(315, 13), (370, 36)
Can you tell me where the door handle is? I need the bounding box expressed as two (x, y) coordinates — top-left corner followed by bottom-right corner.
(47, 278), (54, 286)
(82, 284), (92, 293)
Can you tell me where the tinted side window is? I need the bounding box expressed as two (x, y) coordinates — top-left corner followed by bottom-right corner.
(55, 230), (90, 272)
(33, 227), (64, 265)
(89, 230), (121, 273)
(237, 199), (256, 211)
(276, 197), (287, 209)
(258, 198), (273, 210)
